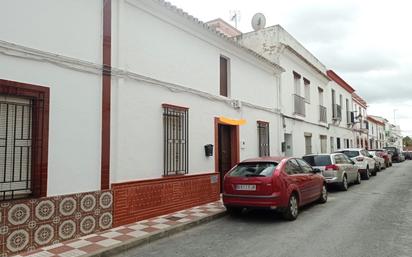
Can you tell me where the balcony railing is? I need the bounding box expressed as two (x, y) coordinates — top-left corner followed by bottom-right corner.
(294, 94), (305, 116)
(333, 104), (342, 120)
(319, 105), (327, 123)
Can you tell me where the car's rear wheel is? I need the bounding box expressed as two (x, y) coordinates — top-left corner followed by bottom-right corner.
(318, 184), (328, 203)
(225, 206), (242, 215)
(283, 194), (299, 221)
(362, 167), (370, 180)
(340, 175), (348, 191)
(372, 166), (377, 176)
(355, 172), (361, 184)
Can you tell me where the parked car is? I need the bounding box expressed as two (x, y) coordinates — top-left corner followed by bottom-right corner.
(335, 148), (376, 179)
(403, 151), (412, 160)
(399, 152), (405, 162)
(370, 149), (392, 167)
(223, 157), (327, 221)
(383, 146), (401, 162)
(303, 153), (360, 191)
(368, 150), (386, 170)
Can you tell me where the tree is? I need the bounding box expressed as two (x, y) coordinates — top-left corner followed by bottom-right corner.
(403, 136), (412, 147)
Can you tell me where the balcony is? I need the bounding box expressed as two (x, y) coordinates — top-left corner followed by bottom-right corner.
(319, 105), (327, 123)
(333, 104), (342, 120)
(294, 94), (305, 117)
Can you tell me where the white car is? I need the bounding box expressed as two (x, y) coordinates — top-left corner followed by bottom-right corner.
(369, 150), (386, 171)
(335, 148), (376, 180)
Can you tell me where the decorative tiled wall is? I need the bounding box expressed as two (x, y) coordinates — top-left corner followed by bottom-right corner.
(112, 173), (220, 226)
(0, 190), (113, 256)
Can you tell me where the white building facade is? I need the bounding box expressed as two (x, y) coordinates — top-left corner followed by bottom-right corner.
(236, 25), (362, 157)
(352, 93), (369, 149)
(367, 116), (385, 149)
(326, 70), (356, 151)
(0, 0), (286, 254)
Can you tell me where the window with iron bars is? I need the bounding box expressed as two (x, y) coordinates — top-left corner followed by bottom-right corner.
(163, 104), (188, 176)
(0, 96), (33, 200)
(0, 80), (49, 201)
(257, 121), (270, 157)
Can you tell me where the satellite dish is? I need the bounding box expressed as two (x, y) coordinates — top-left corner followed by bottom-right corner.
(251, 13), (266, 31)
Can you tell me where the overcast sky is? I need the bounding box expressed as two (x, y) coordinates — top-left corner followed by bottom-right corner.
(169, 0), (412, 135)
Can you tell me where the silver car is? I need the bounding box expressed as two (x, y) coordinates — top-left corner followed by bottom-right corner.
(302, 153), (360, 191)
(369, 150), (386, 171)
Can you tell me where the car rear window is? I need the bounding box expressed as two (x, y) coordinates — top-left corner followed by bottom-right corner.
(302, 155), (331, 166)
(228, 162), (277, 177)
(338, 151), (359, 158)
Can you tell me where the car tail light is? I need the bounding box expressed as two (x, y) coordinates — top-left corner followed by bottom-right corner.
(325, 164), (339, 171)
(356, 157), (364, 161)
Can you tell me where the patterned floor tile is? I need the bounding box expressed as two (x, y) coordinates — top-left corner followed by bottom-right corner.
(126, 230), (149, 238)
(95, 239), (121, 247)
(47, 245), (74, 255)
(113, 228), (134, 234)
(141, 227), (159, 233)
(83, 236), (106, 243)
(58, 249), (87, 257)
(126, 224), (147, 230)
(112, 234), (135, 242)
(65, 240), (92, 248)
(98, 231), (122, 239)
(151, 223), (170, 230)
(77, 244), (103, 254)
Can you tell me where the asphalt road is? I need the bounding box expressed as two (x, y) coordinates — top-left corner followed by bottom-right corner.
(120, 161), (412, 257)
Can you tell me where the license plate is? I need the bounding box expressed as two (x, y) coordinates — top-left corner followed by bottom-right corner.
(236, 184), (256, 191)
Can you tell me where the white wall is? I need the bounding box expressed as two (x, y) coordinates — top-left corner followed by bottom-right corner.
(110, 0), (282, 182)
(0, 54), (102, 196)
(0, 0), (103, 195)
(0, 0), (102, 64)
(110, 77), (282, 183)
(112, 0), (279, 109)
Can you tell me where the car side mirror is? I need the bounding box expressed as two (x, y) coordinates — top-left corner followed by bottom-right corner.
(313, 168), (322, 173)
(368, 155), (373, 158)
(350, 160), (355, 165)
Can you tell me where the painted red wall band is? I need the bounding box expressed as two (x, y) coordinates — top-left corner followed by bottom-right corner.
(112, 172), (220, 226)
(101, 0), (111, 190)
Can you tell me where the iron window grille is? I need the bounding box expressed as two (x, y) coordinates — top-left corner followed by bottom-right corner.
(0, 97), (33, 200)
(257, 121), (270, 157)
(163, 104), (188, 176)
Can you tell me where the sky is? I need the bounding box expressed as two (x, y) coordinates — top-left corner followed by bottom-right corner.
(169, 0), (412, 136)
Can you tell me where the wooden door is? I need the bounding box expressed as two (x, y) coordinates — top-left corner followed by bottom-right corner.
(218, 124), (232, 191)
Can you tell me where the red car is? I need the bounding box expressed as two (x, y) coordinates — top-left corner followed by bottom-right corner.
(223, 156), (327, 220)
(370, 149), (392, 167)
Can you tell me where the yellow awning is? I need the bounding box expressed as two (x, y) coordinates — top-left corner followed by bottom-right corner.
(219, 116), (247, 126)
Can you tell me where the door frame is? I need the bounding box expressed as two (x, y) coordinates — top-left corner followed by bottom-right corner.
(214, 117), (240, 179)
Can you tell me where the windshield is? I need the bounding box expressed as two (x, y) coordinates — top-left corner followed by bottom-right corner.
(384, 147), (397, 153)
(302, 155), (331, 166)
(369, 151), (377, 156)
(228, 162), (277, 177)
(338, 151), (359, 158)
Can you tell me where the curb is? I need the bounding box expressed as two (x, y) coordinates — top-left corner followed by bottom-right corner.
(82, 210), (227, 257)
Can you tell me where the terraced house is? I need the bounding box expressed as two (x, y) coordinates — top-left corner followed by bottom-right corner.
(0, 0), (286, 255)
(0, 0), (396, 256)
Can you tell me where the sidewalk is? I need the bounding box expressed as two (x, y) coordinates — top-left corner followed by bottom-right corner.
(12, 201), (226, 257)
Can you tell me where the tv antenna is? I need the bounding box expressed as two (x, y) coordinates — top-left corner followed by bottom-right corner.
(229, 10), (241, 28)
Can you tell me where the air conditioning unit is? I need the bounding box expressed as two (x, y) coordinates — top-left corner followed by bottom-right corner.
(231, 99), (242, 109)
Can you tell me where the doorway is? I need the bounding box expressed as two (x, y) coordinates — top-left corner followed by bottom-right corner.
(215, 118), (239, 192)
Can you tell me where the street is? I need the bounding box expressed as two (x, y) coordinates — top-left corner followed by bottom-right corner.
(119, 161), (412, 257)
